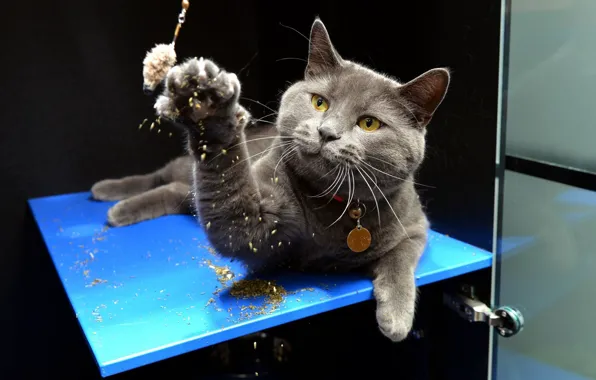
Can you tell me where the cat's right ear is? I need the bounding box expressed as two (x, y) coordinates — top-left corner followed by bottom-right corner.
(399, 68), (451, 128)
(305, 18), (343, 78)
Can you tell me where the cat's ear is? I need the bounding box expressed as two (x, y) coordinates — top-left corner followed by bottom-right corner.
(399, 68), (450, 128)
(305, 18), (343, 78)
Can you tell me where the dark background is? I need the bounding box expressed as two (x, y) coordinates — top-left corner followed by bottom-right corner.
(0, 0), (500, 377)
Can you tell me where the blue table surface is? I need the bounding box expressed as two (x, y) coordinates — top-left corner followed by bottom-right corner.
(28, 192), (492, 377)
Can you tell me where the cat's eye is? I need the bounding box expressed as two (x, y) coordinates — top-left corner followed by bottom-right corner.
(311, 94), (329, 112)
(357, 116), (382, 132)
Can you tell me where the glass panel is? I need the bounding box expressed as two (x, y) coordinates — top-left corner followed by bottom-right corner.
(496, 171), (596, 379)
(505, 0), (596, 173)
(495, 0), (596, 378)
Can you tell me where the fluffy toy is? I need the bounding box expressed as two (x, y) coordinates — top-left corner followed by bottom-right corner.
(142, 0), (190, 94)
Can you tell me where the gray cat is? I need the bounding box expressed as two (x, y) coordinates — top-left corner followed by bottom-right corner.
(96, 18), (449, 342)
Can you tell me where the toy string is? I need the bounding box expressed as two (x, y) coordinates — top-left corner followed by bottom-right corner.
(173, 0), (190, 46)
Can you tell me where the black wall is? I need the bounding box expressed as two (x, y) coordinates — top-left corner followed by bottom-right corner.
(1, 0), (500, 377)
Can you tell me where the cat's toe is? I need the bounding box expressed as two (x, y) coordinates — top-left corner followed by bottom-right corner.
(196, 57), (220, 86)
(214, 71), (240, 101)
(376, 304), (413, 342)
(236, 105), (251, 127)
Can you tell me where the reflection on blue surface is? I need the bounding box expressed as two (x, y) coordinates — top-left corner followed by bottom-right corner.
(29, 192), (492, 377)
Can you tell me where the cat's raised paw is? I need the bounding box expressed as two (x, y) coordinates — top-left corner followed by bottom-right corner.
(155, 57), (241, 123)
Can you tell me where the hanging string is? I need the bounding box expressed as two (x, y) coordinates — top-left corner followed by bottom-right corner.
(142, 0), (191, 94)
(172, 0), (190, 47)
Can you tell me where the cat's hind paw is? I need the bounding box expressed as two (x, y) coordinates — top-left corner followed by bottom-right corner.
(91, 175), (156, 201)
(92, 179), (130, 201)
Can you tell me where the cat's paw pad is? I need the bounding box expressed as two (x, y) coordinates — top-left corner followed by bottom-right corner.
(92, 179), (127, 201)
(376, 304), (413, 342)
(156, 58), (241, 123)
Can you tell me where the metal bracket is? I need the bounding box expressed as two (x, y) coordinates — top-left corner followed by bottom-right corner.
(444, 286), (524, 338)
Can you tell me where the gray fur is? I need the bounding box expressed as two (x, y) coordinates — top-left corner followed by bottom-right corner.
(93, 18), (449, 341)
(151, 19), (450, 342)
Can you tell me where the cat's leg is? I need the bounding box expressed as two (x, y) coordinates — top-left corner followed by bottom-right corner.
(372, 231), (427, 342)
(106, 181), (191, 227)
(154, 58), (302, 265)
(91, 156), (190, 201)
(91, 174), (160, 201)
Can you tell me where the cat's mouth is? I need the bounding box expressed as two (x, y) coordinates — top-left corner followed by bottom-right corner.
(323, 149), (360, 167)
(293, 136), (322, 155)
(294, 137), (360, 167)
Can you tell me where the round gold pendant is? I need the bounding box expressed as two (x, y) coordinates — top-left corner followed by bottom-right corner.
(347, 226), (372, 253)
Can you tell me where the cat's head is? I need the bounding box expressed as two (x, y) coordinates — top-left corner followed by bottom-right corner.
(278, 19), (449, 197)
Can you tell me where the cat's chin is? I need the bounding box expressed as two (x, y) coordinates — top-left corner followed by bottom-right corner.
(320, 146), (359, 168)
(293, 145), (358, 172)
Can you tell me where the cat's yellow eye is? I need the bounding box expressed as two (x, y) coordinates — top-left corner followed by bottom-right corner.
(311, 94), (329, 112)
(358, 116), (381, 132)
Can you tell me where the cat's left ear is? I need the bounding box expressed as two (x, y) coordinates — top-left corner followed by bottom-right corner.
(305, 18), (343, 78)
(399, 68), (450, 128)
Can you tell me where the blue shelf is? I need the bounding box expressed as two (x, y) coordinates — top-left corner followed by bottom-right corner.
(28, 192), (492, 377)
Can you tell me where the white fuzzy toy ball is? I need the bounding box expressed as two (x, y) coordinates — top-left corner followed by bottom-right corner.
(142, 43), (177, 93)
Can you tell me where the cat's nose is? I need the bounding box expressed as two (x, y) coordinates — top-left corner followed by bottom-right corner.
(318, 125), (340, 142)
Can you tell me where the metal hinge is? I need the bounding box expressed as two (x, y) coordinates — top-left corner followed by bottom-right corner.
(443, 285), (524, 338)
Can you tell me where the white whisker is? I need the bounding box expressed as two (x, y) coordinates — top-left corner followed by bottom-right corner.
(315, 164), (340, 182)
(276, 57), (308, 63)
(309, 166), (343, 198)
(314, 166), (347, 210)
(226, 141), (294, 171)
(395, 99), (422, 127)
(279, 22), (310, 42)
(366, 156), (400, 170)
(207, 136), (293, 164)
(361, 160), (430, 188)
(252, 119), (277, 126)
(279, 20), (330, 68)
(356, 166), (380, 225)
(366, 156), (433, 188)
(240, 97), (278, 114)
(360, 167), (410, 239)
(360, 164), (378, 186)
(273, 145), (299, 179)
(169, 190), (192, 213)
(327, 169), (354, 228)
(252, 112), (278, 123)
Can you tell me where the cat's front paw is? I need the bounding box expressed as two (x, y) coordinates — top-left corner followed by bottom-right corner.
(154, 57), (241, 124)
(376, 302), (414, 342)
